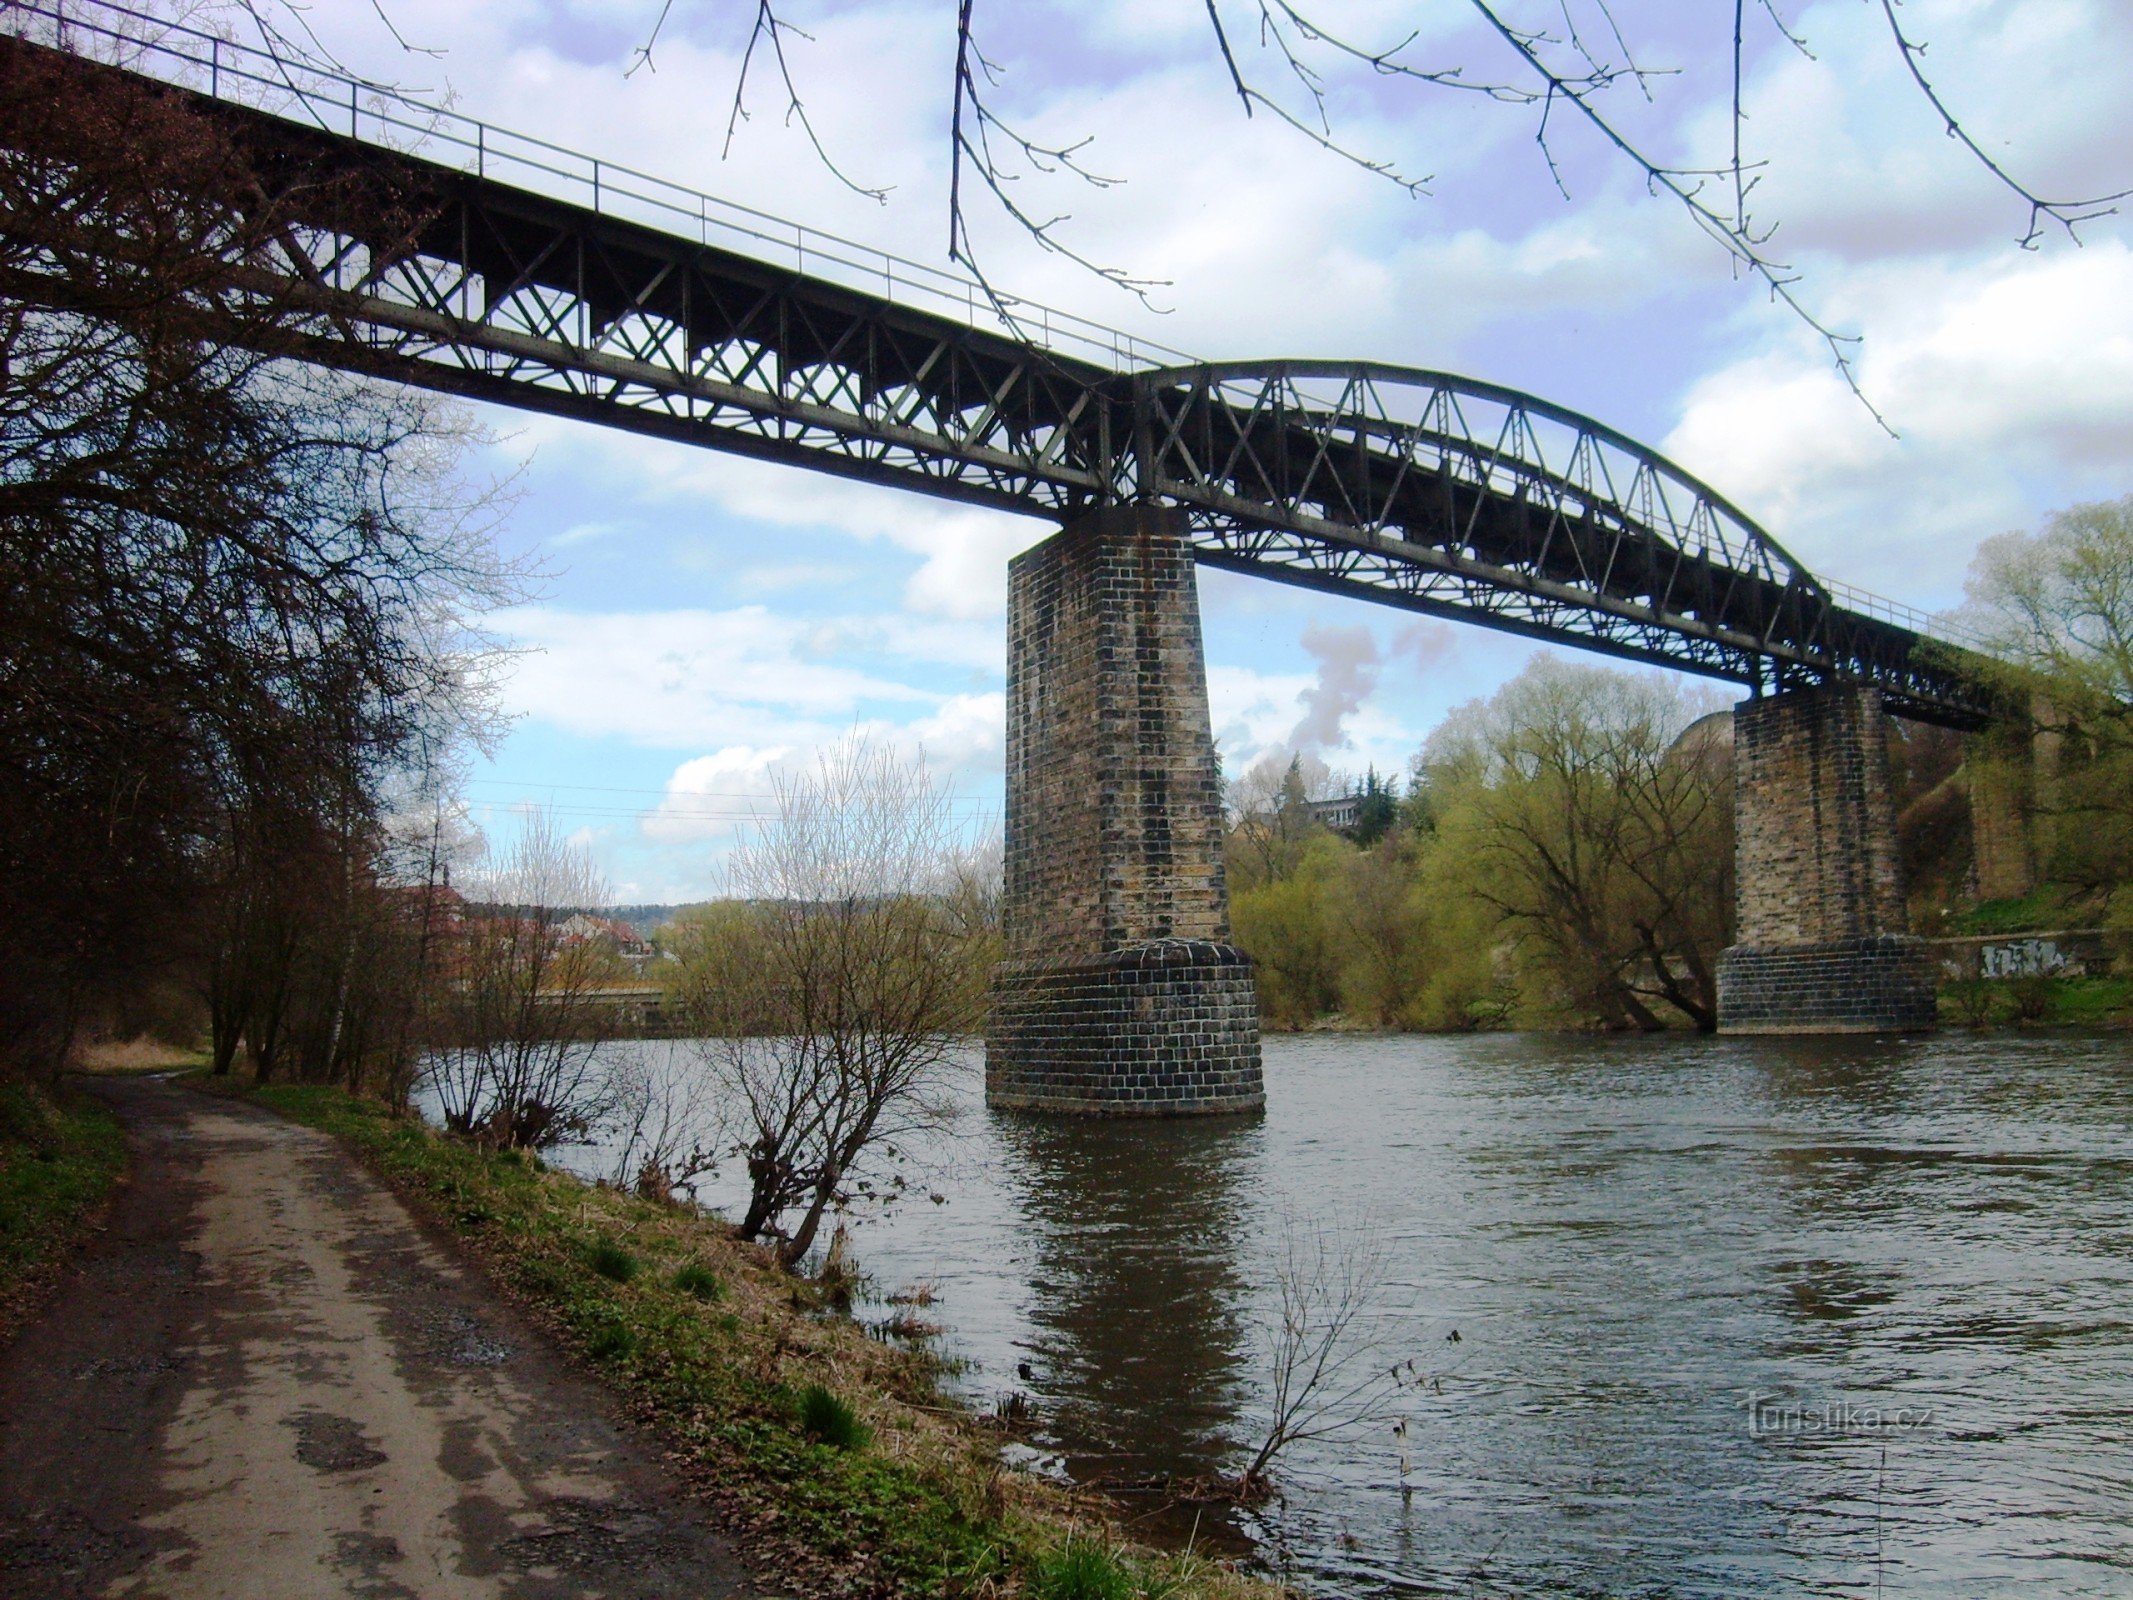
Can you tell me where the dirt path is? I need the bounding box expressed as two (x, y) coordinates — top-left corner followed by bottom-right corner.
(0, 1078), (762, 1599)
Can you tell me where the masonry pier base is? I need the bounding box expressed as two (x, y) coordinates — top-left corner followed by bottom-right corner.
(1717, 684), (1937, 1035)
(984, 505), (1264, 1115)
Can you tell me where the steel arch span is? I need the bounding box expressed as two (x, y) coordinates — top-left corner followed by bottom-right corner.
(0, 9), (1996, 726)
(1123, 360), (1976, 717)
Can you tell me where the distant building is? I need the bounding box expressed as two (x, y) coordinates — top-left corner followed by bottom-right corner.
(557, 913), (655, 963)
(1306, 794), (1361, 832)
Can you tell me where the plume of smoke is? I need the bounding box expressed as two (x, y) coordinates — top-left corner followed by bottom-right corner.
(1394, 619), (1455, 670)
(1290, 623), (1381, 752)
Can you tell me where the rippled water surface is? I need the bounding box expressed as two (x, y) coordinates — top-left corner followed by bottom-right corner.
(566, 1031), (2133, 1597)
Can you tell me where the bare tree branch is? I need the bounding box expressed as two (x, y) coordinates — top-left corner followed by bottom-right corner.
(625, 0), (678, 77)
(1461, 0), (1893, 433)
(718, 0), (886, 204)
(1876, 0), (2130, 249)
(949, 0), (1162, 307)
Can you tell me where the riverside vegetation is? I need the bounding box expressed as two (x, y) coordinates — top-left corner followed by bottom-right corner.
(234, 1078), (1276, 1600)
(1212, 498), (2133, 1035)
(0, 1081), (126, 1336)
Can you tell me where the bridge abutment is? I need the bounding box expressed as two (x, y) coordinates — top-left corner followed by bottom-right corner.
(985, 505), (1264, 1115)
(1717, 685), (1937, 1034)
(1968, 728), (2037, 903)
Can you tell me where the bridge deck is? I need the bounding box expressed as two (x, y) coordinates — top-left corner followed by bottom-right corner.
(0, 7), (1997, 726)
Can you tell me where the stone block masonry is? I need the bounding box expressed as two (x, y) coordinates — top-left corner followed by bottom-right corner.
(1967, 739), (2036, 903)
(1718, 684), (1938, 1034)
(987, 942), (1263, 1115)
(986, 504), (1264, 1114)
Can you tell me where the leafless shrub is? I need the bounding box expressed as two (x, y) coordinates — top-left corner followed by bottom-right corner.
(423, 812), (621, 1149)
(678, 735), (986, 1268)
(1232, 1215), (1407, 1500)
(602, 1045), (724, 1202)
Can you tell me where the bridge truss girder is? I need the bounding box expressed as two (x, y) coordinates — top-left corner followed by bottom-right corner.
(0, 32), (1997, 727)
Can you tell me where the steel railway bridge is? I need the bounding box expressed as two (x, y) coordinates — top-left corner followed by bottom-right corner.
(3, 4), (1998, 1086)
(2, 3), (1992, 727)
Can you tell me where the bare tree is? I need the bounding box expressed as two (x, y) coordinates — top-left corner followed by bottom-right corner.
(1226, 749), (1347, 891)
(676, 736), (984, 1269)
(0, 37), (516, 1082)
(601, 1045), (725, 1203)
(424, 811), (622, 1148)
(1232, 1216), (1405, 1500)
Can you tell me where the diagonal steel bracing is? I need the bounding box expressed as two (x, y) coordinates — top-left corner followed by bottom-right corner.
(0, 10), (1997, 726)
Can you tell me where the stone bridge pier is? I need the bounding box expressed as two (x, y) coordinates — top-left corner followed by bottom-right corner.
(1718, 685), (1938, 1033)
(985, 505), (1265, 1114)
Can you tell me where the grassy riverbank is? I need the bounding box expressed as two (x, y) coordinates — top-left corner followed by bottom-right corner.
(241, 1082), (1274, 1600)
(1940, 973), (2133, 1028)
(0, 1081), (127, 1337)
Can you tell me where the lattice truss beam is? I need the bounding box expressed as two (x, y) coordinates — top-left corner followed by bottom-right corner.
(1133, 364), (1980, 720)
(0, 35), (1994, 726)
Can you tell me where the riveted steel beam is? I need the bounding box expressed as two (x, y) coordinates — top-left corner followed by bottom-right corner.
(0, 30), (1998, 727)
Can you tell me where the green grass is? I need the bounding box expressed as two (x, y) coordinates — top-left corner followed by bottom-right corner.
(2041, 974), (2133, 1025)
(232, 1081), (1273, 1600)
(587, 1240), (639, 1283)
(0, 1081), (127, 1329)
(1032, 1541), (1140, 1600)
(1946, 886), (2087, 936)
(799, 1382), (871, 1450)
(673, 1261), (724, 1301)
(1940, 973), (2133, 1028)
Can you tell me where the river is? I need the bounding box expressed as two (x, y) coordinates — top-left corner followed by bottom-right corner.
(555, 1030), (2133, 1597)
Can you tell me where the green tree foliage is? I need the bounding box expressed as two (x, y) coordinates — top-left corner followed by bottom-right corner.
(1350, 767), (1399, 847)
(1231, 836), (1345, 1028)
(1419, 661), (1733, 1031)
(1961, 495), (2133, 901)
(1224, 658), (1733, 1033)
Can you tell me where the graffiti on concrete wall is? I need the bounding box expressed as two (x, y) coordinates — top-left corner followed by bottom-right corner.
(1979, 939), (2069, 980)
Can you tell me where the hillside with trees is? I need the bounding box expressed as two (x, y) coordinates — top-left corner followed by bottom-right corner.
(1223, 499), (2133, 1033)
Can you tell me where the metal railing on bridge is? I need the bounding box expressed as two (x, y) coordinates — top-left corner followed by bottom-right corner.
(21, 0), (1197, 375)
(3, 0), (2003, 720)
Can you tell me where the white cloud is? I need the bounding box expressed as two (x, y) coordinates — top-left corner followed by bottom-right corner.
(639, 698), (1003, 857)
(548, 518), (622, 547)
(1207, 664), (1311, 770)
(642, 746), (791, 844)
(1664, 242), (2133, 600)
(1708, 0), (2133, 265)
(510, 421), (1044, 619)
(496, 604), (937, 747)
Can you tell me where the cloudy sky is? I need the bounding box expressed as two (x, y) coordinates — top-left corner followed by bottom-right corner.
(263, 0), (2131, 900)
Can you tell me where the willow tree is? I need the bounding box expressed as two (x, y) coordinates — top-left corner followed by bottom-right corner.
(1421, 658), (1733, 1031)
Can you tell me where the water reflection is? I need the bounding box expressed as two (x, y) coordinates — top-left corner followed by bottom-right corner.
(537, 1032), (2133, 1596)
(990, 1106), (1263, 1486)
